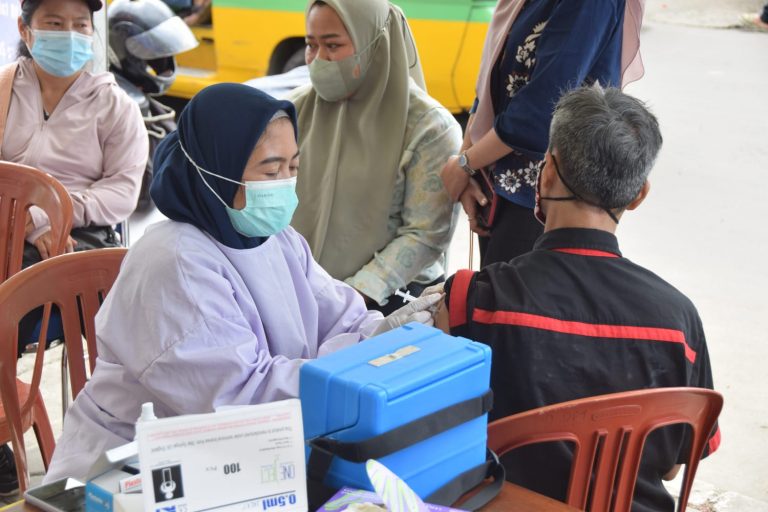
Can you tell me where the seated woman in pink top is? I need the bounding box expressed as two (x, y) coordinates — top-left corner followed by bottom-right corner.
(3, 0), (148, 340)
(0, 0), (146, 492)
(2, 0), (148, 261)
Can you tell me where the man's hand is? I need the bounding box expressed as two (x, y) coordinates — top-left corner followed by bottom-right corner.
(440, 156), (470, 202)
(459, 179), (490, 236)
(32, 231), (77, 260)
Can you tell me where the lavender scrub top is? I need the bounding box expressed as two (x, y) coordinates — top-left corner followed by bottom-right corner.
(44, 220), (382, 482)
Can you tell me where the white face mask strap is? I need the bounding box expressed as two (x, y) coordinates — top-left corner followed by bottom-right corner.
(178, 140), (240, 209)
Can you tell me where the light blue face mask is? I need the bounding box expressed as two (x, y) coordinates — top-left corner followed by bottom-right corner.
(180, 142), (299, 238)
(30, 30), (94, 77)
(225, 178), (299, 237)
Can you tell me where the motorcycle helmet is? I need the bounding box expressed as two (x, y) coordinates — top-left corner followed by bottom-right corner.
(108, 0), (198, 95)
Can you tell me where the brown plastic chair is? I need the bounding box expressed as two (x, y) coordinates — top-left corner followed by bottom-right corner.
(487, 387), (723, 512)
(0, 161), (73, 282)
(0, 248), (127, 491)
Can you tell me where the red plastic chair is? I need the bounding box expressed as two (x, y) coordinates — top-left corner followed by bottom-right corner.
(0, 161), (73, 283)
(487, 388), (723, 512)
(0, 248), (127, 491)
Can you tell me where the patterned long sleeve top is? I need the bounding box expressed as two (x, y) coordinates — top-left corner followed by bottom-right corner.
(489, 0), (626, 209)
(345, 82), (461, 305)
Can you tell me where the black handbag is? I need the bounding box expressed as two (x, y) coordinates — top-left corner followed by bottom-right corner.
(22, 225), (121, 267)
(476, 168), (499, 229)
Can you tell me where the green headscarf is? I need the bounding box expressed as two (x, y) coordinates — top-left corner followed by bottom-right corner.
(289, 0), (426, 282)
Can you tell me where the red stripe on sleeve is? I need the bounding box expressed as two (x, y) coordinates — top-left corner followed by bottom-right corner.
(708, 427), (722, 455)
(449, 269), (475, 329)
(553, 248), (620, 258)
(472, 309), (697, 364)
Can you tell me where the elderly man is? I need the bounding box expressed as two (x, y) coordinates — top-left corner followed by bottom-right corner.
(436, 85), (719, 512)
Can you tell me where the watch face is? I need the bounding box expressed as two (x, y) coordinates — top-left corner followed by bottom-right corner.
(459, 154), (468, 168)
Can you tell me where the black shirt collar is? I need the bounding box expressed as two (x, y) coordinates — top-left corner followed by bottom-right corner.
(533, 228), (622, 257)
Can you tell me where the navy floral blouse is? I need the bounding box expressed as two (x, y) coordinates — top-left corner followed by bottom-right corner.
(487, 0), (626, 208)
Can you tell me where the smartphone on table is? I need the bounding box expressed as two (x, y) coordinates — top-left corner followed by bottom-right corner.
(24, 478), (85, 512)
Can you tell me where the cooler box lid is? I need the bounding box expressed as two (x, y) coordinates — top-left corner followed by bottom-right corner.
(300, 323), (491, 439)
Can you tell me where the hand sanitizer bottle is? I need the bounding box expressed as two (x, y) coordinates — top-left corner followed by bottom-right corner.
(134, 402), (157, 440)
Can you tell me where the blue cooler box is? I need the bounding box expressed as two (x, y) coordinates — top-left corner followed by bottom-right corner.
(300, 323), (492, 501)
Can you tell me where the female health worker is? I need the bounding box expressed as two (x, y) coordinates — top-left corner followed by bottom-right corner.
(43, 83), (440, 482)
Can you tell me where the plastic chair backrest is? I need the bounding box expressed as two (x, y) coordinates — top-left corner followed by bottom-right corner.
(487, 387), (723, 512)
(0, 249), (127, 424)
(0, 162), (73, 282)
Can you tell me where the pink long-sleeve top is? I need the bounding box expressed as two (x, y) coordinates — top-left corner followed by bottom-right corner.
(1, 58), (148, 241)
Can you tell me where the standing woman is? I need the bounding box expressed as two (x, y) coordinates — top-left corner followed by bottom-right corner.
(288, 0), (461, 314)
(3, 0), (147, 261)
(441, 0), (645, 267)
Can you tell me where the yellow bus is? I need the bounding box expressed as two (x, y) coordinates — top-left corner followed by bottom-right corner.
(170, 0), (495, 113)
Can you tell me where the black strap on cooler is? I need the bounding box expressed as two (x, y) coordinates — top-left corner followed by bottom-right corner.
(306, 390), (494, 510)
(426, 449), (506, 512)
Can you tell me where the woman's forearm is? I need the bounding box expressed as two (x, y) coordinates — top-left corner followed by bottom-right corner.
(463, 127), (514, 170)
(443, 125), (514, 201)
(460, 114), (475, 152)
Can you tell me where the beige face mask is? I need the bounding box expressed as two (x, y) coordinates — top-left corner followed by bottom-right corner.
(308, 54), (364, 102)
(307, 21), (387, 102)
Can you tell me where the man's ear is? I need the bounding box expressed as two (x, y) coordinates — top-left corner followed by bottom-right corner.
(626, 181), (650, 211)
(540, 152), (557, 193)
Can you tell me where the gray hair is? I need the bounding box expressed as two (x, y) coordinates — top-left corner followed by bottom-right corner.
(548, 84), (663, 210)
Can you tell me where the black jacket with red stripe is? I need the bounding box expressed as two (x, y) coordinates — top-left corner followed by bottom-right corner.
(445, 228), (718, 512)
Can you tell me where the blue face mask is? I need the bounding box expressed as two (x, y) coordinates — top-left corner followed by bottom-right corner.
(30, 30), (94, 77)
(180, 142), (299, 238)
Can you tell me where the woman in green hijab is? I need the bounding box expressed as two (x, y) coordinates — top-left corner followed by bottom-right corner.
(289, 0), (461, 314)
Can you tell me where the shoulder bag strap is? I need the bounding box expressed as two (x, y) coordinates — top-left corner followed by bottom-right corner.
(449, 269), (476, 329)
(0, 62), (20, 159)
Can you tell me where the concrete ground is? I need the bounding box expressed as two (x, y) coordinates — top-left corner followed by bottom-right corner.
(4, 0), (767, 509)
(644, 0), (765, 28)
(621, 17), (768, 509)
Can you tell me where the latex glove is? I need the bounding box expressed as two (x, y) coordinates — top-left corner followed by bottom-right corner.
(372, 293), (442, 337)
(420, 282), (445, 297)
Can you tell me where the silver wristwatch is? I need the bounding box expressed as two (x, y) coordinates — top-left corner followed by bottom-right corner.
(458, 152), (476, 176)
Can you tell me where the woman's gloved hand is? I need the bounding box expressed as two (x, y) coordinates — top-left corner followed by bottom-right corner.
(420, 282), (445, 297)
(372, 293), (443, 337)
